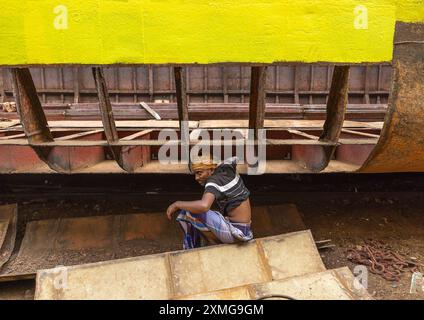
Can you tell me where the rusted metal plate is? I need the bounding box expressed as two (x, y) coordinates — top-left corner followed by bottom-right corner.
(360, 22), (424, 173)
(0, 65), (393, 105)
(5, 212), (181, 275)
(289, 66), (351, 172)
(251, 204), (305, 238)
(0, 146), (45, 173)
(0, 204), (17, 270)
(47, 132), (106, 173)
(0, 102), (388, 122)
(34, 230), (325, 300)
(4, 204), (302, 275)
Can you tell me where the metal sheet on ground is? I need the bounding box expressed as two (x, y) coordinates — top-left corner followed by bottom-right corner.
(178, 267), (372, 300)
(0, 204), (17, 270)
(3, 204), (304, 275)
(35, 230), (325, 300)
(4, 213), (181, 275)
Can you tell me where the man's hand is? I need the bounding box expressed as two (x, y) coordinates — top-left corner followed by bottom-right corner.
(166, 194), (216, 219)
(166, 202), (180, 220)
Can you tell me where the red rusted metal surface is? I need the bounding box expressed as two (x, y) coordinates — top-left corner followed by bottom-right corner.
(48, 132), (105, 172)
(93, 67), (149, 173)
(336, 131), (376, 166)
(359, 22), (424, 173)
(0, 65), (392, 105)
(0, 146), (44, 173)
(119, 131), (152, 171)
(0, 204), (17, 270)
(316, 66), (350, 171)
(336, 145), (375, 166)
(0, 102), (388, 122)
(290, 66), (351, 172)
(4, 30), (423, 175)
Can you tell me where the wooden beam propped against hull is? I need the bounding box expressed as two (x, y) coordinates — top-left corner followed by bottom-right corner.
(11, 68), (53, 145)
(247, 66), (267, 171)
(11, 68), (58, 172)
(318, 66), (350, 169)
(93, 67), (147, 172)
(11, 68), (106, 173)
(292, 66), (350, 172)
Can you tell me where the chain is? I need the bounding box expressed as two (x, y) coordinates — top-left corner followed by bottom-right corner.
(347, 239), (421, 282)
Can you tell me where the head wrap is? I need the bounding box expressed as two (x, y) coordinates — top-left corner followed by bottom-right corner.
(190, 155), (217, 172)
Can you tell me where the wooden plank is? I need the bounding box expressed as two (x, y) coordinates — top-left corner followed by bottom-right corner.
(55, 129), (104, 141)
(0, 273), (36, 283)
(0, 132), (26, 140)
(139, 102), (161, 120)
(46, 120), (199, 129)
(341, 129), (380, 138)
(339, 138), (378, 145)
(0, 120), (20, 129)
(120, 129), (153, 141)
(288, 129), (320, 140)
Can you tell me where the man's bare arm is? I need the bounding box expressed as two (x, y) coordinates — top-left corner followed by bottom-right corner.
(166, 193), (215, 220)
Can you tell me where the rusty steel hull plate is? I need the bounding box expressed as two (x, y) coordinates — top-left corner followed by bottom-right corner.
(0, 204), (17, 270)
(3, 204), (303, 275)
(360, 22), (424, 173)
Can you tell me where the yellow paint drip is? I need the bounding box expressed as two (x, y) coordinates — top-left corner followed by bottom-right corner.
(0, 0), (422, 65)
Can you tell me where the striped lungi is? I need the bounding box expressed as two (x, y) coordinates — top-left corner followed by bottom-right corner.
(176, 210), (253, 250)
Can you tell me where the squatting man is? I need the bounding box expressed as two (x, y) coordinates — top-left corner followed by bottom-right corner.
(166, 156), (253, 249)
